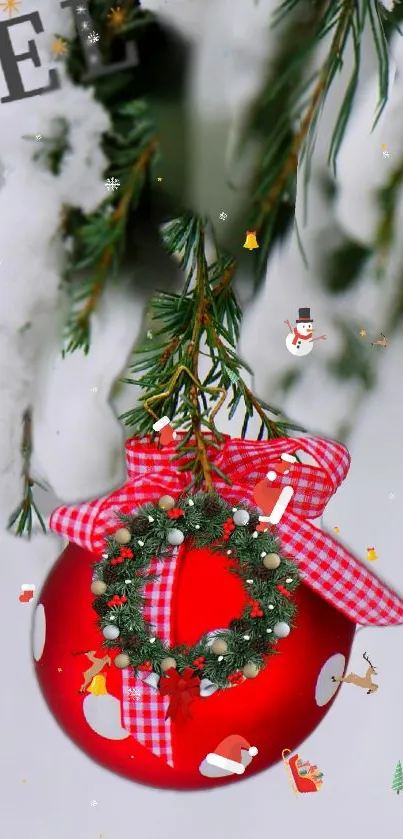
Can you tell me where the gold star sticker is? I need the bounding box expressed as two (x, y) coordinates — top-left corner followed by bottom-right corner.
(0, 0), (21, 16)
(108, 6), (127, 29)
(51, 37), (68, 58)
(359, 329), (367, 337)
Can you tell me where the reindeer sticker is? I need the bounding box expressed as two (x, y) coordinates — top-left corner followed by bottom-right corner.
(331, 652), (378, 694)
(72, 650), (112, 693)
(371, 333), (387, 348)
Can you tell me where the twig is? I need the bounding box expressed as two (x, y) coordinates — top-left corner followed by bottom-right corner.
(8, 408), (47, 538)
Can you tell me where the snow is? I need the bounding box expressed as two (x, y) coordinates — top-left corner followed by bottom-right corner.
(1, 0), (403, 836)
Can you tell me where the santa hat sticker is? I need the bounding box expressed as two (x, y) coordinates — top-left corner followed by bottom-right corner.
(199, 734), (258, 778)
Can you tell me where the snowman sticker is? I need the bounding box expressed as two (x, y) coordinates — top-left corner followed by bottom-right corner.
(285, 308), (326, 356)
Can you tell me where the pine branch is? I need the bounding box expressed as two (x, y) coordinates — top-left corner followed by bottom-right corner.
(120, 215), (301, 488)
(249, 0), (391, 280)
(8, 409), (47, 538)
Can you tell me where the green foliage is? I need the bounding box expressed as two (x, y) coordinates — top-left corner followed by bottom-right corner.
(248, 0), (391, 281)
(94, 492), (300, 686)
(120, 214), (303, 489)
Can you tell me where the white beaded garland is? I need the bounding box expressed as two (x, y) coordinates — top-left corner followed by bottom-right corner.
(167, 528), (185, 546)
(103, 624), (120, 640)
(273, 621), (291, 638)
(232, 509), (250, 526)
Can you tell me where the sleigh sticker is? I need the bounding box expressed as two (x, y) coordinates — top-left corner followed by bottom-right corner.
(282, 749), (324, 796)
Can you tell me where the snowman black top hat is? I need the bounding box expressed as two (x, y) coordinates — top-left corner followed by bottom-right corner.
(297, 308), (313, 322)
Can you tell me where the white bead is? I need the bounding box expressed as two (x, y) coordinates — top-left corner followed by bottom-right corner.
(266, 628), (272, 634)
(286, 577), (292, 583)
(125, 580), (132, 584)
(232, 507), (237, 512)
(268, 604), (274, 610)
(260, 552), (267, 558)
(233, 509), (250, 526)
(149, 637), (156, 644)
(252, 532), (258, 539)
(103, 624), (120, 640)
(227, 550), (232, 555)
(148, 516), (154, 522)
(138, 540), (144, 547)
(246, 579), (253, 584)
(167, 528), (185, 546)
(243, 635), (250, 640)
(218, 656), (224, 661)
(102, 553), (109, 559)
(273, 621), (291, 638)
(188, 499), (194, 506)
(195, 525), (200, 530)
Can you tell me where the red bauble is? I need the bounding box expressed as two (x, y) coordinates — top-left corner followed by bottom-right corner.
(33, 541), (354, 790)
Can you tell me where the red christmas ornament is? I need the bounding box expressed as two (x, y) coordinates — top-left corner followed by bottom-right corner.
(32, 434), (403, 791)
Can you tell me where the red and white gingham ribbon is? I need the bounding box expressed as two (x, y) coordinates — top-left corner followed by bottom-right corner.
(50, 434), (403, 766)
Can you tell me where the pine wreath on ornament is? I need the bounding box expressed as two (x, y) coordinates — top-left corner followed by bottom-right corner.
(92, 492), (299, 691)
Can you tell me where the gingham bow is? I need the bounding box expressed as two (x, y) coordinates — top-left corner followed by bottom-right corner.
(50, 434), (403, 766)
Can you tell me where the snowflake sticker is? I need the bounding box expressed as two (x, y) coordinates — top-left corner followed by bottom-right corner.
(105, 177), (120, 192)
(127, 687), (141, 701)
(87, 31), (100, 44)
